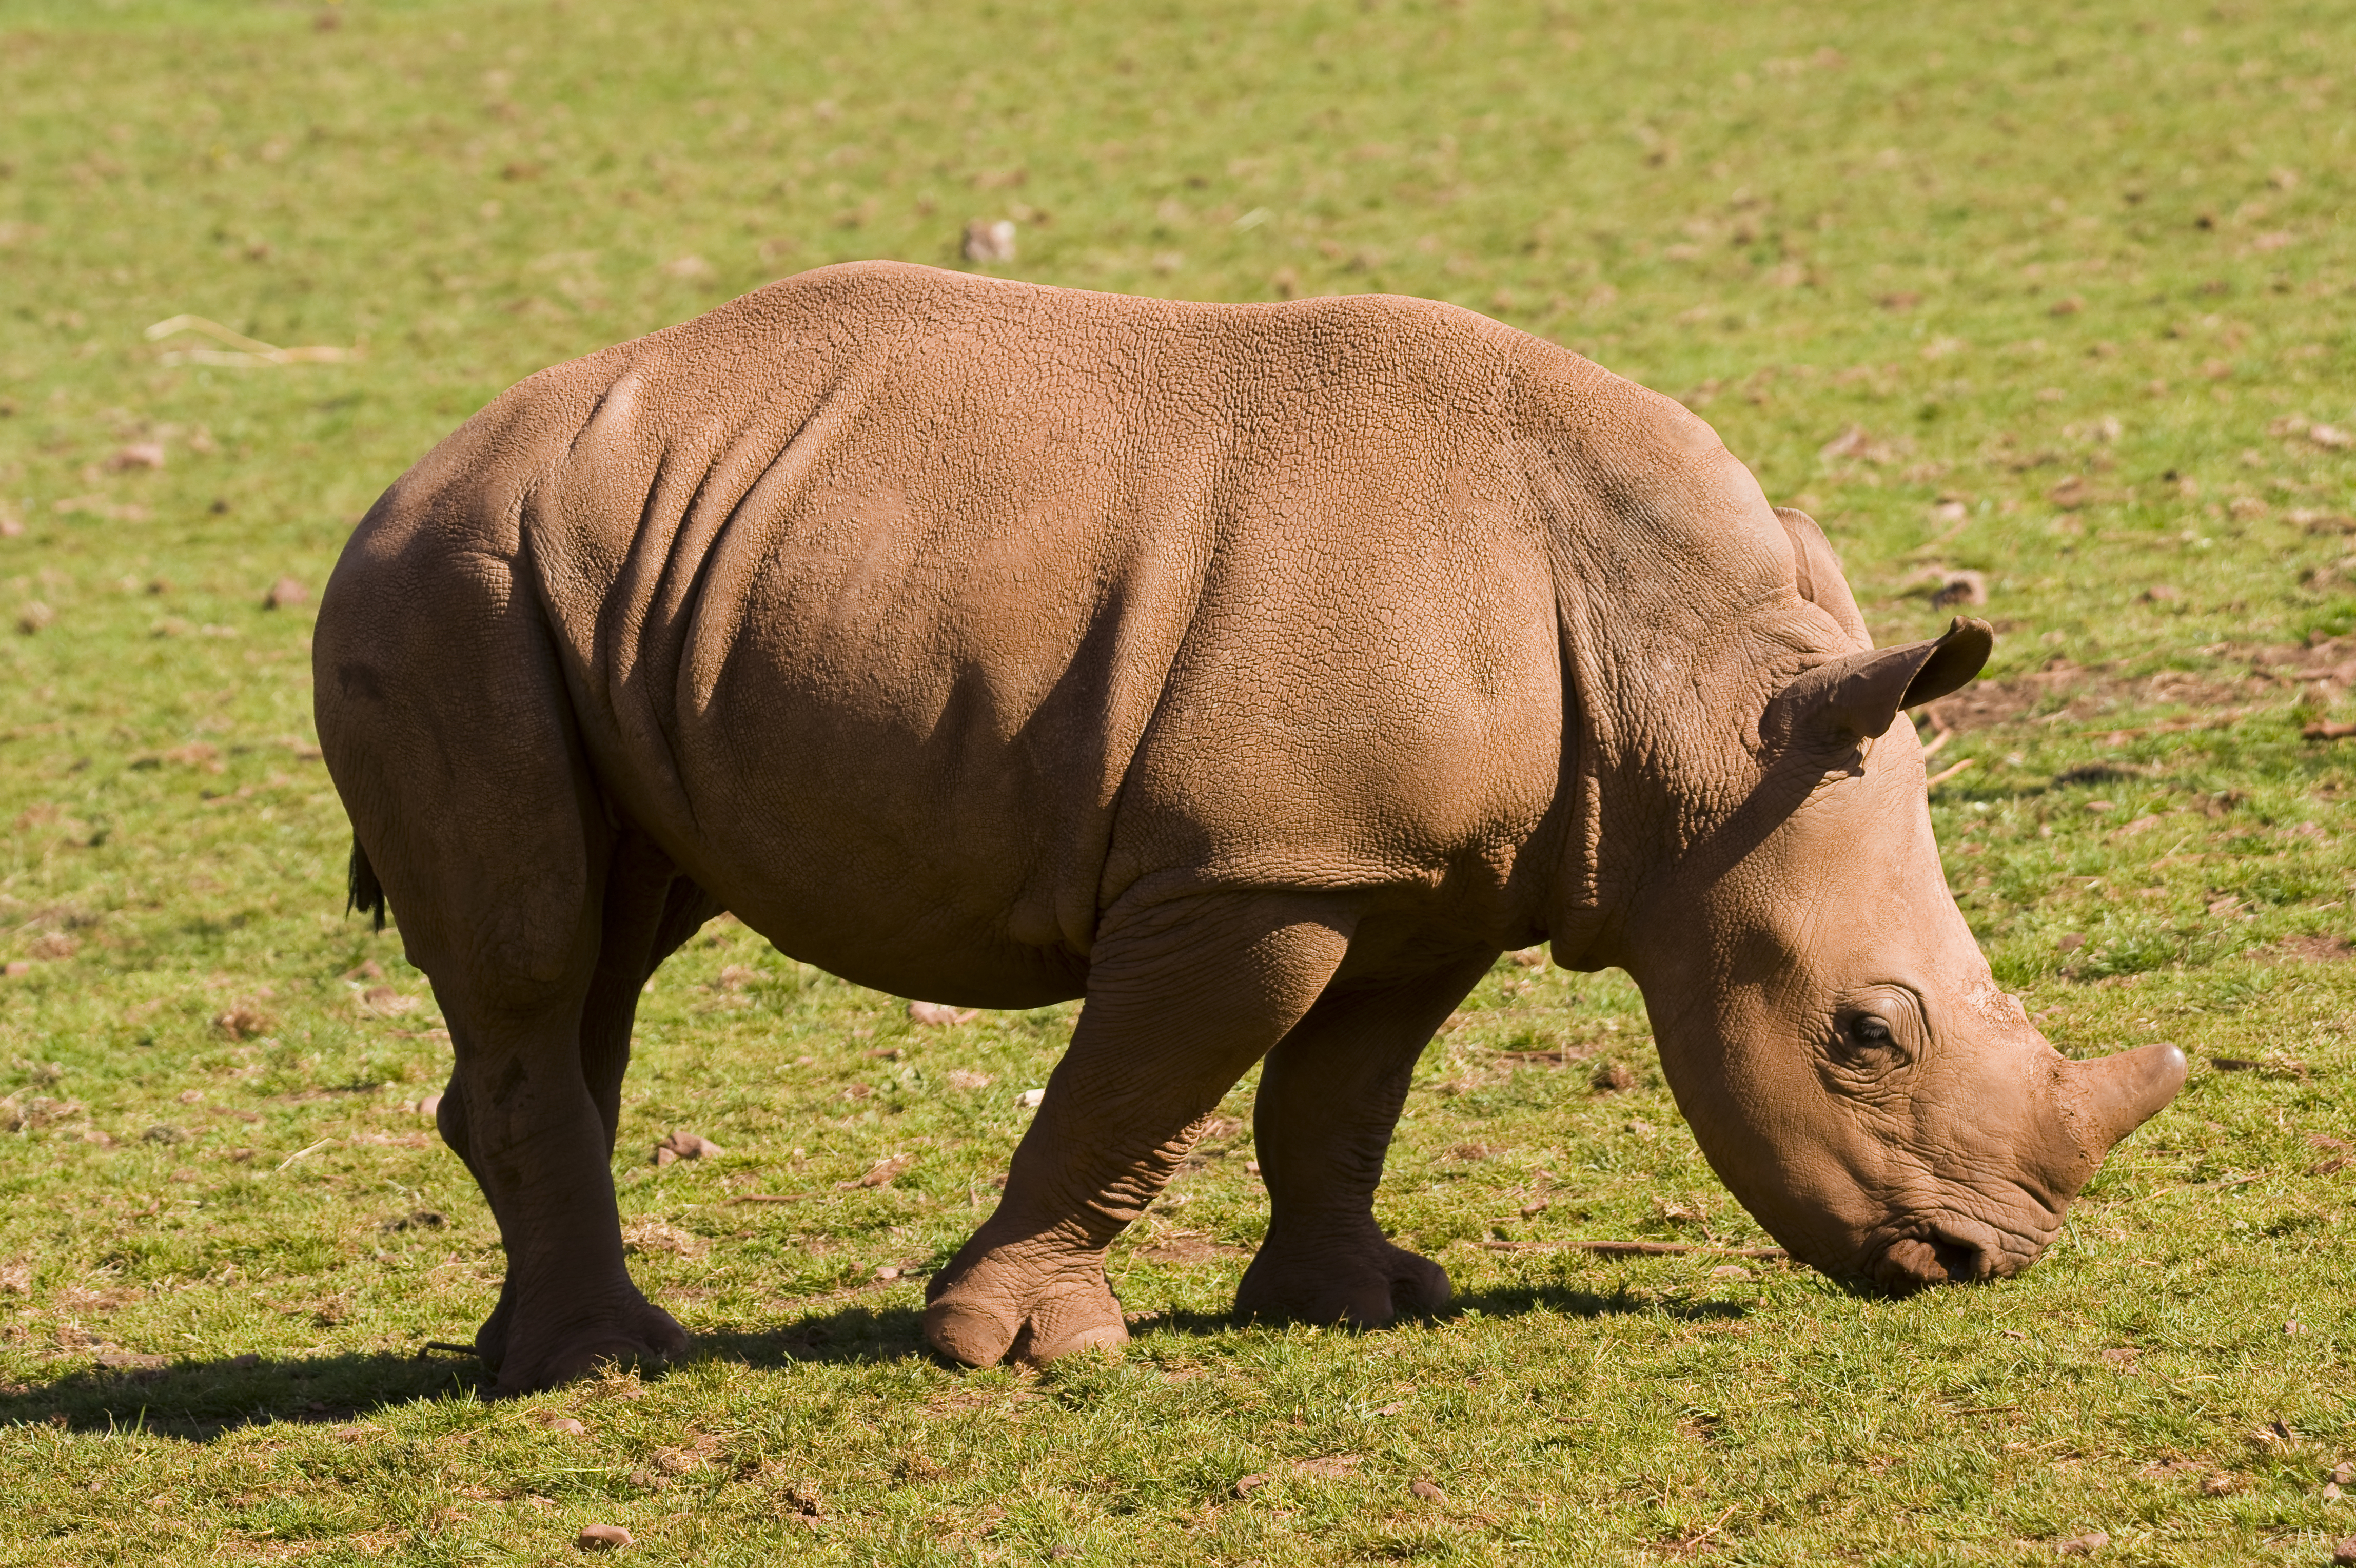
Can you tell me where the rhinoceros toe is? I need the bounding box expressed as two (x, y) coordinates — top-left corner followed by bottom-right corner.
(492, 1298), (690, 1395)
(923, 1253), (1127, 1367)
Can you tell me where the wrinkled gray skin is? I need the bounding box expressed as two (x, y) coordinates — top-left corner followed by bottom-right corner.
(313, 262), (2186, 1392)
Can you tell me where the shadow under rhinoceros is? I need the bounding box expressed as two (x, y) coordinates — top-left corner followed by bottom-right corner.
(0, 1280), (1759, 1436)
(0, 1349), (488, 1440)
(1445, 1280), (1755, 1323)
(690, 1300), (932, 1368)
(695, 1277), (1756, 1374)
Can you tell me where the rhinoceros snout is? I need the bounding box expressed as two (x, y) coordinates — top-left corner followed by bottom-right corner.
(1868, 1229), (2007, 1293)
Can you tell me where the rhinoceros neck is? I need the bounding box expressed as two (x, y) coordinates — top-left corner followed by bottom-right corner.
(1504, 340), (1832, 968)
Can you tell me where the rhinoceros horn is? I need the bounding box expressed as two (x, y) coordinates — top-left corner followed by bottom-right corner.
(2062, 1042), (2188, 1154)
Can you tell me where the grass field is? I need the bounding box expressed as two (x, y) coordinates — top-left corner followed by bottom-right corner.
(2, 0), (2352, 1562)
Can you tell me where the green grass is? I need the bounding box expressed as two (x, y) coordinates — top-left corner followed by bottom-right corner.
(2, 0), (2352, 1561)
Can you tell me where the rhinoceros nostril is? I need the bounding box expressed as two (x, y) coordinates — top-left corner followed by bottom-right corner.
(1923, 1231), (1988, 1282)
(1876, 1231), (1990, 1291)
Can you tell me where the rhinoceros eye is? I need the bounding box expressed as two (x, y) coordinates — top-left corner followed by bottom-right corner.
(1821, 991), (1926, 1088)
(1838, 1014), (1901, 1065)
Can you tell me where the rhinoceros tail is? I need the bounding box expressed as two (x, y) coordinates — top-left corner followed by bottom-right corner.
(347, 837), (389, 931)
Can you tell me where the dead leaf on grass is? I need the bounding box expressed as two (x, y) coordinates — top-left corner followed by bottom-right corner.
(213, 1001), (273, 1039)
(380, 1209), (446, 1232)
(622, 1217), (708, 1258)
(1928, 569), (1987, 609)
(908, 1000), (978, 1027)
(961, 219), (1018, 262)
(652, 1131), (725, 1166)
(2054, 1531), (2110, 1555)
(360, 986), (417, 1016)
(841, 1152), (912, 1189)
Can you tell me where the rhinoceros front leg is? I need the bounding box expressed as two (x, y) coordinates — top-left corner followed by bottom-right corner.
(922, 892), (1354, 1367)
(1234, 952), (1493, 1327)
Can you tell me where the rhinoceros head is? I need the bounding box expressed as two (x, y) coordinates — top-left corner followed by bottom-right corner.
(1614, 601), (2185, 1292)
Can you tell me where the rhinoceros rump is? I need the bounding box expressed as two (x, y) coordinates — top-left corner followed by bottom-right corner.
(315, 261), (2184, 1392)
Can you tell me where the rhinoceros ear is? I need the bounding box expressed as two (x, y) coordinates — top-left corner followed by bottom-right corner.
(1767, 617), (1994, 749)
(1775, 507), (1869, 647)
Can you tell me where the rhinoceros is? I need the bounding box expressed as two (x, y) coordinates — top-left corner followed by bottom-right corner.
(315, 260), (2185, 1393)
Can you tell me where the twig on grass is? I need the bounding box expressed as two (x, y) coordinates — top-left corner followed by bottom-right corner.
(273, 1138), (332, 1172)
(2086, 709), (2257, 743)
(1481, 1239), (1788, 1260)
(725, 1192), (817, 1204)
(1926, 756), (1976, 789)
(1667, 1503), (1742, 1556)
(415, 1341), (477, 1360)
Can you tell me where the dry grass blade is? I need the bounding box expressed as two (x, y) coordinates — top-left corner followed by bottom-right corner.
(143, 313), (358, 366)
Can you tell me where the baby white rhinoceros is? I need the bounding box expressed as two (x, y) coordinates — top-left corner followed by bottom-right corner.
(315, 261), (2185, 1393)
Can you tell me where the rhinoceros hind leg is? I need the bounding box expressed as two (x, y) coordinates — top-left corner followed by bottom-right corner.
(317, 549), (710, 1394)
(427, 836), (716, 1384)
(1234, 952), (1493, 1327)
(922, 892), (1356, 1367)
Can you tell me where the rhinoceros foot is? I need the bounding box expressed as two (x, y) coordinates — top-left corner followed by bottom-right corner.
(486, 1292), (690, 1396)
(922, 1239), (1127, 1367)
(1234, 1224), (1451, 1328)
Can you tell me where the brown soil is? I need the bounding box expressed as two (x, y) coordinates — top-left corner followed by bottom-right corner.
(2257, 935), (2355, 963)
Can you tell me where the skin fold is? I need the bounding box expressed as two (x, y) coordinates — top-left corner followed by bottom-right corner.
(313, 261), (2184, 1393)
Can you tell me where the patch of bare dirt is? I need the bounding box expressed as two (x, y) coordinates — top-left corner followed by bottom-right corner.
(1923, 659), (2260, 734)
(2257, 935), (2354, 964)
